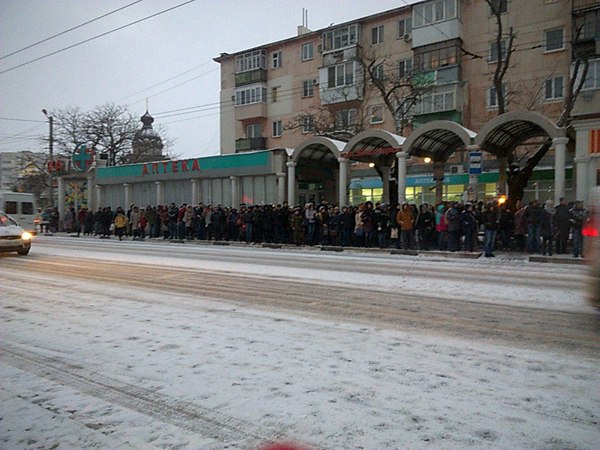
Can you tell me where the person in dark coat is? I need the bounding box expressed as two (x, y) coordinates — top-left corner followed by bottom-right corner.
(541, 200), (555, 256)
(416, 203), (435, 250)
(525, 199), (544, 253)
(461, 203), (478, 252)
(570, 200), (589, 258)
(445, 202), (462, 252)
(554, 197), (571, 254)
(482, 203), (499, 257)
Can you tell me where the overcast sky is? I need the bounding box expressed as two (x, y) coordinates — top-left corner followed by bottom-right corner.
(0, 0), (412, 160)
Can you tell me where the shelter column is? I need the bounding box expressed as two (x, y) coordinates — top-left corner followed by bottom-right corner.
(553, 137), (569, 204)
(574, 155), (590, 203)
(276, 172), (286, 205)
(380, 166), (391, 203)
(155, 181), (164, 206)
(286, 161), (297, 206)
(191, 179), (199, 206)
(466, 145), (480, 201)
(396, 151), (408, 204)
(123, 183), (130, 208)
(433, 162), (445, 205)
(96, 185), (103, 208)
(57, 176), (65, 230)
(86, 175), (95, 211)
(230, 176), (239, 207)
(337, 157), (348, 207)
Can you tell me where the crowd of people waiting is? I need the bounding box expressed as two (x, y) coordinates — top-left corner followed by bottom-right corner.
(57, 197), (593, 258)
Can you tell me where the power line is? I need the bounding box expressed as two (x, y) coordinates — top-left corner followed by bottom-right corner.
(0, 117), (46, 123)
(115, 60), (216, 102)
(0, 0), (197, 75)
(126, 67), (219, 107)
(0, 0), (144, 61)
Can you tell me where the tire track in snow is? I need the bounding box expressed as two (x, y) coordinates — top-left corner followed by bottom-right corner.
(0, 342), (286, 448)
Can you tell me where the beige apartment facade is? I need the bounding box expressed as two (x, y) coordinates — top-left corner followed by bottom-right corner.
(215, 0), (600, 206)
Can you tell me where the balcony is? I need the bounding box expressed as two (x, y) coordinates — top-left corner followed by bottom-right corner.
(234, 101), (267, 121)
(573, 39), (599, 59)
(235, 68), (267, 87)
(573, 0), (600, 12)
(322, 45), (361, 66)
(235, 137), (267, 152)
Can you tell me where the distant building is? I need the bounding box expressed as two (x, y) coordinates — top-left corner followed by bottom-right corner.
(0, 151), (46, 191)
(130, 111), (165, 164)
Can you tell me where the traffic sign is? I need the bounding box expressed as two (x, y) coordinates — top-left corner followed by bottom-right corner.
(469, 151), (482, 174)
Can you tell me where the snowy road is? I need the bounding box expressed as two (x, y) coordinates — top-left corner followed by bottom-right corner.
(1, 236), (599, 449)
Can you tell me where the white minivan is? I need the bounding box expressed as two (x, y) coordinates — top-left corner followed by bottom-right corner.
(0, 191), (36, 233)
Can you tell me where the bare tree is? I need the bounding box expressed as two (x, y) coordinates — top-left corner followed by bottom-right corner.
(51, 106), (87, 158)
(51, 104), (169, 167)
(84, 104), (138, 166)
(472, 1), (590, 205)
(364, 56), (432, 136)
(485, 0), (517, 195)
(284, 83), (368, 142)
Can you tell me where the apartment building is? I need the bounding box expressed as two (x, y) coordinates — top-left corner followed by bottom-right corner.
(214, 0), (599, 205)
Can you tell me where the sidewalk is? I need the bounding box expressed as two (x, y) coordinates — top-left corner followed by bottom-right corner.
(61, 232), (589, 265)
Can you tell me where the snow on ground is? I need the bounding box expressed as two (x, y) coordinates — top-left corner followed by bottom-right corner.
(1, 237), (599, 449)
(29, 235), (593, 313)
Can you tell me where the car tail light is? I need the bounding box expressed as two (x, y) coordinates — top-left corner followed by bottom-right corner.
(583, 218), (599, 237)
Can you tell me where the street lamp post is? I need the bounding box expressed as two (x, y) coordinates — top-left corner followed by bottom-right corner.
(42, 109), (54, 207)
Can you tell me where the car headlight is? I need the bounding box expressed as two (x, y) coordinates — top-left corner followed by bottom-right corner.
(21, 232), (33, 241)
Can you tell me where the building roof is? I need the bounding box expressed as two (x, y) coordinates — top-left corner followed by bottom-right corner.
(213, 4), (412, 63)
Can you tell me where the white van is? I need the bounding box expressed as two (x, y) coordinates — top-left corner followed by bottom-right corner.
(0, 191), (37, 233)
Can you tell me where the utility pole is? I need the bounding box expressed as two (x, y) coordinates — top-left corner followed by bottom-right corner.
(42, 109), (54, 207)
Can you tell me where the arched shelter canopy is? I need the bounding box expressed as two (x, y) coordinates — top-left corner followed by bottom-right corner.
(474, 111), (565, 156)
(291, 136), (345, 164)
(343, 130), (405, 165)
(403, 121), (476, 162)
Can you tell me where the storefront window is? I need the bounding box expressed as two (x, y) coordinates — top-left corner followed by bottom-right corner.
(445, 184), (464, 202)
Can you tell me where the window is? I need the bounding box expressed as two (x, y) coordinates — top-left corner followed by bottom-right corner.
(413, 0), (457, 28)
(489, 0), (507, 14)
(322, 24), (359, 52)
(545, 28), (564, 52)
(489, 39), (507, 63)
(372, 25), (384, 45)
(397, 18), (412, 39)
(301, 43), (314, 61)
(5, 201), (17, 214)
(327, 62), (355, 88)
(302, 116), (314, 133)
(415, 44), (459, 70)
(487, 84), (506, 108)
(582, 59), (600, 90)
(372, 63), (384, 81)
(398, 59), (413, 79)
(302, 79), (315, 97)
(235, 49), (267, 73)
(271, 87), (278, 103)
(414, 85), (456, 115)
(574, 10), (600, 42)
(246, 123), (262, 138)
(335, 108), (357, 129)
(272, 51), (282, 69)
(22, 202), (33, 214)
(545, 76), (564, 100)
(235, 84), (267, 105)
(370, 105), (384, 124)
(272, 120), (283, 137)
